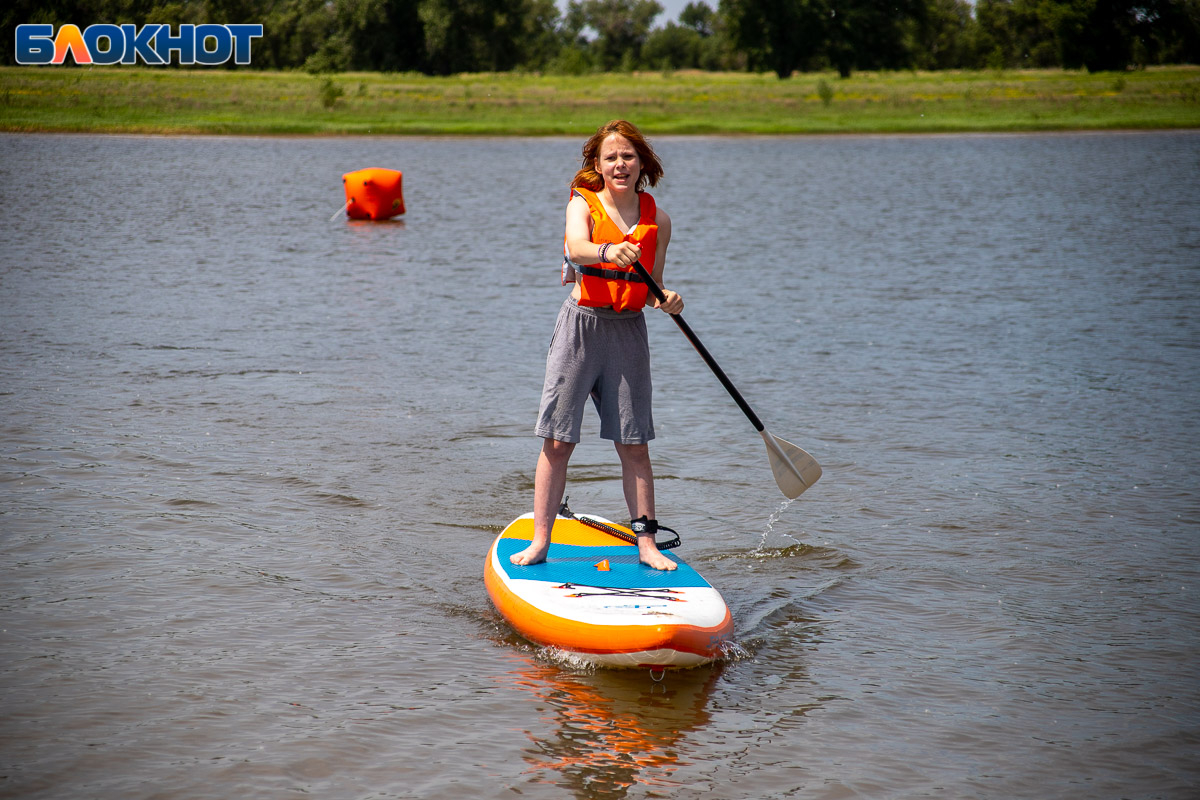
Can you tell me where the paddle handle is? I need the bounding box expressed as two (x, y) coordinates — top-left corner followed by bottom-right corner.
(630, 261), (766, 433)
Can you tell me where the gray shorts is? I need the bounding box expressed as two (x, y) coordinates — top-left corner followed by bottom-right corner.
(535, 297), (654, 445)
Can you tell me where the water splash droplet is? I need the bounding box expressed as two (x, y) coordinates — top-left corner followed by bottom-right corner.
(756, 498), (797, 553)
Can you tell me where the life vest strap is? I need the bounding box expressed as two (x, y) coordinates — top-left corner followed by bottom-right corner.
(575, 263), (646, 283)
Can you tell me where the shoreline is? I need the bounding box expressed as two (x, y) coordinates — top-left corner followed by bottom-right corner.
(3, 127), (1197, 140)
(3, 65), (1198, 136)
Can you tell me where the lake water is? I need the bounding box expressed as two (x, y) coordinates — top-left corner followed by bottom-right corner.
(1, 130), (1197, 799)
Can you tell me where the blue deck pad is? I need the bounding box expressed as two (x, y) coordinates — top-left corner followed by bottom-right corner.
(496, 538), (711, 589)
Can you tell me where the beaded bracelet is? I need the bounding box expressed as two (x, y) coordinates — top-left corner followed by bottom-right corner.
(598, 243), (611, 263)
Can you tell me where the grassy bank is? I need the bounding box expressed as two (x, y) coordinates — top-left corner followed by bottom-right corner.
(2, 65), (1198, 135)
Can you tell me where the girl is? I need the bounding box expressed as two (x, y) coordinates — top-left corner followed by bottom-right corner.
(511, 120), (683, 571)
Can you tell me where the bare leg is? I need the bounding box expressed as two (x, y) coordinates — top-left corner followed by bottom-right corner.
(510, 438), (575, 566)
(614, 443), (677, 571)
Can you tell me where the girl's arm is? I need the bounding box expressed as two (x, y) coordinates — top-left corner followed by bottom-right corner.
(565, 194), (646, 267)
(564, 195), (602, 264)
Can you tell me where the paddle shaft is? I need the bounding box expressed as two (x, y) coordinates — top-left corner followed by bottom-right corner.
(629, 261), (766, 433)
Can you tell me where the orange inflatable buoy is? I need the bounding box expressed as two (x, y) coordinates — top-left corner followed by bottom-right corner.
(342, 168), (405, 220)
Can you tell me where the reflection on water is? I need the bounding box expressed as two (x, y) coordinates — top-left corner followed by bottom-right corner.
(504, 657), (720, 799)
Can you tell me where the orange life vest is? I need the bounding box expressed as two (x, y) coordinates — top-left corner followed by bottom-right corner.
(566, 187), (658, 313)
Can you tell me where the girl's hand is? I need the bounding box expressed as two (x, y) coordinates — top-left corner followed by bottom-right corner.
(606, 241), (642, 267)
(654, 289), (683, 315)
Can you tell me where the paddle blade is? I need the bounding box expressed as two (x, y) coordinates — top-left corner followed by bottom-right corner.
(761, 431), (822, 499)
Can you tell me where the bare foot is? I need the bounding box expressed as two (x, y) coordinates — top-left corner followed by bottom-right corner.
(638, 538), (677, 571)
(510, 538), (549, 566)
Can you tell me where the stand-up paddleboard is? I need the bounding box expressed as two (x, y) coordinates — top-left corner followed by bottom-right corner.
(485, 505), (733, 669)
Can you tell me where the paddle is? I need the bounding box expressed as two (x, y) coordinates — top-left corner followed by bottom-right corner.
(629, 261), (822, 499)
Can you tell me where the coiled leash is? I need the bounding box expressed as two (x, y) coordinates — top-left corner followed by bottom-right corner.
(558, 498), (681, 551)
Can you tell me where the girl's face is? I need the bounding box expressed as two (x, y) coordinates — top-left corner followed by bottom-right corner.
(596, 133), (641, 192)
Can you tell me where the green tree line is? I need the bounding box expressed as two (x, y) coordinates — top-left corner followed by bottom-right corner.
(4, 0), (1198, 74)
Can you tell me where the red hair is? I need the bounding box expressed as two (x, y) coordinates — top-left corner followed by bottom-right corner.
(570, 120), (664, 193)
